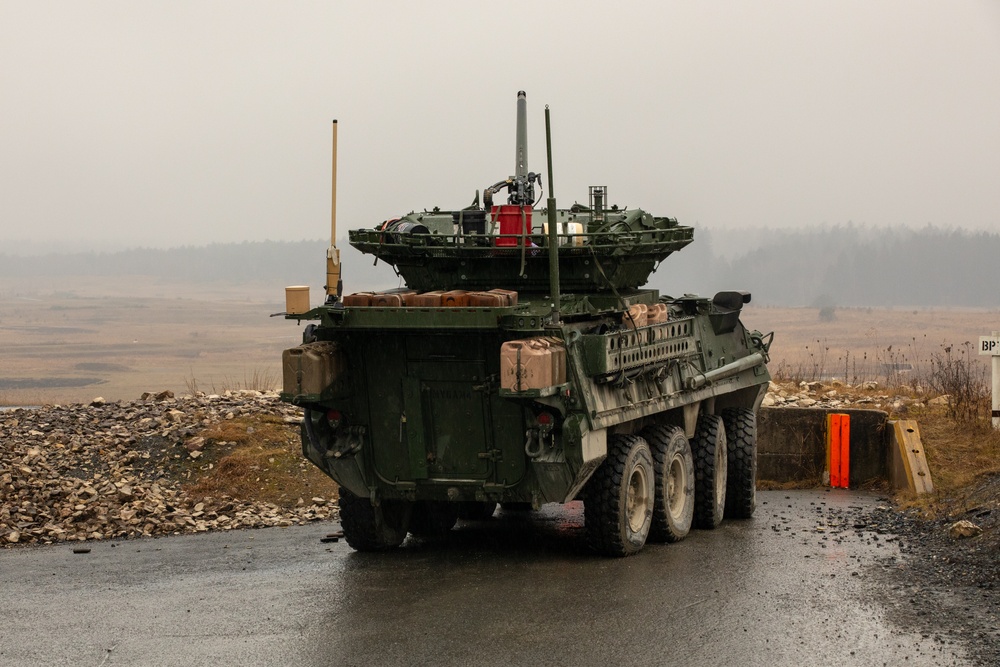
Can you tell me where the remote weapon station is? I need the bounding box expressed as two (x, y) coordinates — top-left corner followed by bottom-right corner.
(280, 92), (772, 556)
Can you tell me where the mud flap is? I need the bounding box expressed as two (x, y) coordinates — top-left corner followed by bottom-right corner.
(563, 428), (607, 501)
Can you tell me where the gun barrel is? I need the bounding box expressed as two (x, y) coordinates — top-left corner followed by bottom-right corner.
(514, 91), (528, 178)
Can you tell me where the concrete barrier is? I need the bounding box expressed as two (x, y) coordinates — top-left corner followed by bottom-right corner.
(757, 407), (890, 486)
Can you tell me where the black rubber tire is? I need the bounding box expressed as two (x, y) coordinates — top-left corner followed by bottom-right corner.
(338, 492), (410, 551)
(691, 414), (728, 530)
(584, 434), (655, 557)
(408, 501), (459, 538)
(456, 501), (498, 521)
(642, 424), (695, 543)
(723, 407), (757, 519)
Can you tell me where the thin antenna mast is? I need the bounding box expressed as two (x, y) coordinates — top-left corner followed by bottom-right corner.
(545, 105), (560, 323)
(326, 120), (342, 299)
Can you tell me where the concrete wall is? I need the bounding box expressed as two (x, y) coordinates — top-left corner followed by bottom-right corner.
(757, 407), (890, 486)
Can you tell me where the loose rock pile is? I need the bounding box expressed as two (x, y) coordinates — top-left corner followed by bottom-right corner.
(762, 379), (946, 413)
(1, 391), (333, 547)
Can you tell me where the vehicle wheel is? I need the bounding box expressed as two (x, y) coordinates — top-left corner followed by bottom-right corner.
(408, 501), (459, 538)
(642, 424), (694, 543)
(691, 414), (728, 529)
(584, 434), (655, 557)
(723, 407), (757, 519)
(338, 492), (410, 551)
(457, 501), (498, 521)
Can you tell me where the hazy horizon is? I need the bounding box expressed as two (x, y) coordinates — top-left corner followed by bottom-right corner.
(1, 220), (995, 261)
(3, 1), (999, 251)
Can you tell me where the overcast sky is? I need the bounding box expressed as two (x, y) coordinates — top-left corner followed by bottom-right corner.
(2, 1), (998, 253)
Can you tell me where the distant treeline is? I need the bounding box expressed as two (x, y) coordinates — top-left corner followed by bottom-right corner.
(0, 240), (338, 289)
(3, 225), (998, 307)
(651, 224), (1000, 308)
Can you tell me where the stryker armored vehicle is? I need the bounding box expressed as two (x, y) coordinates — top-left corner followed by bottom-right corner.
(280, 92), (772, 556)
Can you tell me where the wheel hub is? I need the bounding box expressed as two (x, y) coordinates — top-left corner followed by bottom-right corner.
(667, 454), (687, 521)
(626, 466), (651, 533)
(715, 438), (727, 505)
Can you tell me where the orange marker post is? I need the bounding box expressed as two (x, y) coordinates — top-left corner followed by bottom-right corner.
(828, 414), (841, 488)
(827, 413), (851, 488)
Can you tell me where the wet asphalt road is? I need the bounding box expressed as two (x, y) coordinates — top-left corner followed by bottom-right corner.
(0, 490), (972, 666)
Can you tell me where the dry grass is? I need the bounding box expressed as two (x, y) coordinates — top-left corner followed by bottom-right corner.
(0, 390), (48, 408)
(184, 415), (338, 508)
(214, 368), (279, 394)
(743, 305), (996, 387)
(184, 368), (278, 397)
(897, 408), (1000, 516)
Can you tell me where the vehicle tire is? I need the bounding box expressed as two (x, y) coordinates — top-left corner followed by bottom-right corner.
(584, 434), (655, 557)
(691, 414), (728, 529)
(408, 501), (459, 538)
(723, 407), (757, 519)
(642, 424), (695, 543)
(338, 492), (410, 551)
(457, 501), (498, 521)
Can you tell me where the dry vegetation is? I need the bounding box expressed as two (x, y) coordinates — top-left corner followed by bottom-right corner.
(185, 414), (338, 508)
(741, 304), (997, 386)
(914, 416), (1000, 504)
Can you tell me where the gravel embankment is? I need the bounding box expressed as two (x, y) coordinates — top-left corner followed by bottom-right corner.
(1, 391), (333, 547)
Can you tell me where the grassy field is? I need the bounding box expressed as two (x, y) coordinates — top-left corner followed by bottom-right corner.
(741, 304), (997, 387)
(2, 275), (997, 405)
(0, 276), (301, 405)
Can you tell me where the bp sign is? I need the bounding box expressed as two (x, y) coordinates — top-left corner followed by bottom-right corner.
(981, 332), (1000, 429)
(979, 335), (1000, 356)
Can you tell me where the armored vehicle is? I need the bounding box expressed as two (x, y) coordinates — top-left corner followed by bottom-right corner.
(280, 92), (772, 556)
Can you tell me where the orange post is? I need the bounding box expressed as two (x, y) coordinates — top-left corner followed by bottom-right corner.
(827, 413), (851, 488)
(829, 414), (841, 488)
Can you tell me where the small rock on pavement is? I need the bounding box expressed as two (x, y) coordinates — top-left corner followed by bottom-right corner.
(948, 520), (983, 539)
